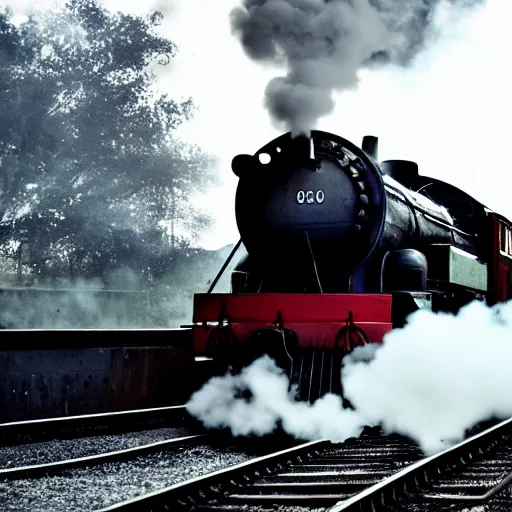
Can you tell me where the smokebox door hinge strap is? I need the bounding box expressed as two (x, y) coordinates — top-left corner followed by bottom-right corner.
(275, 310), (284, 328)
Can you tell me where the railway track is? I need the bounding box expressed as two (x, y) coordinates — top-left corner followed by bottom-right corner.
(2, 404), (512, 511)
(92, 427), (422, 511)
(0, 404), (201, 446)
(91, 418), (512, 512)
(0, 404), (207, 476)
(329, 418), (512, 511)
(0, 410), (300, 512)
(0, 433), (204, 481)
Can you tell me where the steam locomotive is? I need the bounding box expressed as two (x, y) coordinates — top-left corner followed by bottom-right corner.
(189, 130), (512, 402)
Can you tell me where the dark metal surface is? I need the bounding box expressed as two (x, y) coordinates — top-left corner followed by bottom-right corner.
(0, 327), (192, 350)
(229, 130), (484, 294)
(232, 131), (388, 291)
(294, 347), (344, 403)
(0, 330), (197, 422)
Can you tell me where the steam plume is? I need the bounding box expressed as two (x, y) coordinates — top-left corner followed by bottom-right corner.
(229, 0), (481, 135)
(187, 299), (512, 454)
(186, 355), (367, 440)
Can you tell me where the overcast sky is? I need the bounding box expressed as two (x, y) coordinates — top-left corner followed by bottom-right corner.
(4, 0), (511, 250)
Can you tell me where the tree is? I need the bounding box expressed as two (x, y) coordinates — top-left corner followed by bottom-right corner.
(0, 0), (217, 282)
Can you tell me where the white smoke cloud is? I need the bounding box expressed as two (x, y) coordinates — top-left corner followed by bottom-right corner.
(186, 354), (368, 440)
(165, 0), (512, 251)
(187, 298), (512, 455)
(322, 0), (512, 218)
(343, 299), (512, 454)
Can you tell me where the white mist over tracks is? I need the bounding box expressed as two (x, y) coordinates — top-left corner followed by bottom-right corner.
(186, 355), (367, 440)
(186, 299), (512, 455)
(344, 299), (512, 454)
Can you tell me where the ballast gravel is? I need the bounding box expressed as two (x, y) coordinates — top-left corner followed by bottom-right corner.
(0, 443), (252, 511)
(0, 427), (191, 468)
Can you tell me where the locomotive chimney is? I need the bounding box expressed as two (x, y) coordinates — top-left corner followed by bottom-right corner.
(290, 134), (316, 170)
(290, 134), (310, 158)
(362, 135), (378, 160)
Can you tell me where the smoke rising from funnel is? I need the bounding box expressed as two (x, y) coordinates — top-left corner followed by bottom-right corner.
(229, 0), (482, 135)
(187, 299), (512, 455)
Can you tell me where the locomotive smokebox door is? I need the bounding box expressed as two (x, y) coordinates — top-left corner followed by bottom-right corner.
(233, 131), (388, 284)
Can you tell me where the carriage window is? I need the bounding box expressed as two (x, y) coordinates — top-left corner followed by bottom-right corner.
(500, 221), (512, 257)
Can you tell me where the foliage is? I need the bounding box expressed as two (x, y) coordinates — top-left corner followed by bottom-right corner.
(0, 0), (217, 283)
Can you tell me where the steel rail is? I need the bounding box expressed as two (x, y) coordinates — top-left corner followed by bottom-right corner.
(1, 405), (187, 427)
(422, 469), (512, 502)
(0, 434), (205, 481)
(328, 416), (512, 511)
(0, 404), (200, 445)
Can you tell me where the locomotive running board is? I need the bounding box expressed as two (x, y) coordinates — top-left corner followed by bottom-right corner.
(190, 293), (393, 354)
(188, 293), (393, 402)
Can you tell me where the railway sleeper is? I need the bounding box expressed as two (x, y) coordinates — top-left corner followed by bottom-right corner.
(186, 445), (422, 511)
(186, 422), (512, 512)
(273, 470), (395, 479)
(221, 492), (360, 505)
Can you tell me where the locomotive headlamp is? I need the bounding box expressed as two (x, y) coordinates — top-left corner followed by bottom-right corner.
(231, 154), (257, 178)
